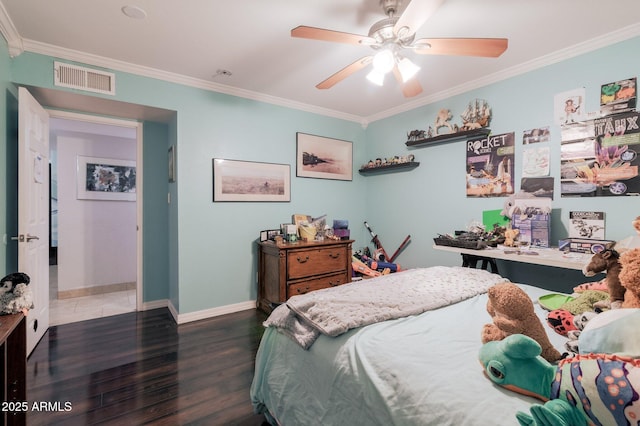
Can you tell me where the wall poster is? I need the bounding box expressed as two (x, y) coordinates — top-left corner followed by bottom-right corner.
(466, 132), (515, 197)
(561, 111), (640, 196)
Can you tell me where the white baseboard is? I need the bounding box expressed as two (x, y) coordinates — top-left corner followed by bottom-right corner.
(165, 299), (257, 324)
(141, 299), (169, 311)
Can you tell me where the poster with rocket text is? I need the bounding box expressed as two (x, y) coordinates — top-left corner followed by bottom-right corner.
(466, 132), (515, 197)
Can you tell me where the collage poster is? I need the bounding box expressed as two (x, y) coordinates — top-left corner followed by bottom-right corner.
(560, 111), (640, 196)
(466, 132), (515, 197)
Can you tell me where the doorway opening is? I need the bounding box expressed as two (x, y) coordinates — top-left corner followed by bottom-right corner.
(48, 113), (141, 326)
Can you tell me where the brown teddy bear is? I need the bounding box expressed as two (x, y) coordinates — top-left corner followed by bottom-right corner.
(619, 247), (640, 308)
(482, 282), (562, 362)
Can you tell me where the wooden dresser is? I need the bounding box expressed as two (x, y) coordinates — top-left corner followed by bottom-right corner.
(257, 239), (353, 313)
(0, 313), (26, 426)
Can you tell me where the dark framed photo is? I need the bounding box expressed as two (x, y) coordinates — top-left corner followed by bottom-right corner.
(76, 155), (136, 201)
(296, 132), (352, 181)
(212, 158), (290, 202)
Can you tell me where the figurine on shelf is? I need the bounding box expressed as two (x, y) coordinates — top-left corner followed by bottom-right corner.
(460, 99), (491, 131)
(406, 129), (426, 142)
(434, 108), (459, 135)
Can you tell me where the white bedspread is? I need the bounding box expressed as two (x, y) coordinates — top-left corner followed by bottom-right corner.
(251, 281), (569, 426)
(264, 266), (509, 349)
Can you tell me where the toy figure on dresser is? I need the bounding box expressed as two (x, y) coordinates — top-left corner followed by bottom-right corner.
(0, 272), (34, 315)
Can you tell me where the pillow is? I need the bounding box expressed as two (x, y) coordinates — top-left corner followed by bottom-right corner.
(579, 308), (640, 357)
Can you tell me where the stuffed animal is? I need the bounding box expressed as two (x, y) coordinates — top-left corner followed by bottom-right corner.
(0, 272), (33, 315)
(503, 228), (519, 247)
(583, 243), (625, 309)
(481, 282), (562, 362)
(615, 215), (640, 253)
(619, 247), (640, 308)
(479, 334), (640, 426)
(563, 311), (598, 354)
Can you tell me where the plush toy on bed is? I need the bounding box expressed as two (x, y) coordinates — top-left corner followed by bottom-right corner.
(619, 247), (640, 308)
(0, 272), (34, 315)
(481, 282), (562, 362)
(479, 334), (640, 426)
(583, 242), (625, 310)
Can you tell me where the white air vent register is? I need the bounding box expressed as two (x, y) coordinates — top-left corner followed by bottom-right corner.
(54, 62), (115, 95)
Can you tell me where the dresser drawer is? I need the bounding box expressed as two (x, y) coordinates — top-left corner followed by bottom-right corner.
(288, 272), (349, 297)
(287, 246), (348, 279)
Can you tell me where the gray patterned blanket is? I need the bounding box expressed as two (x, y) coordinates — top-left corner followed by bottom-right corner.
(264, 266), (509, 349)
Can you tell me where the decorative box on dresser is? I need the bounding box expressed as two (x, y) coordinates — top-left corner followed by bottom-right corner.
(257, 239), (354, 313)
(0, 313), (26, 426)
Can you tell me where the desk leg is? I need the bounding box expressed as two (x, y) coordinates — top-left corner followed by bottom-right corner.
(460, 254), (499, 274)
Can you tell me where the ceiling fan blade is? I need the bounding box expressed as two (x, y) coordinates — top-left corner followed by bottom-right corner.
(316, 56), (373, 90)
(292, 26), (376, 46)
(393, 66), (423, 98)
(394, 0), (445, 39)
(414, 38), (508, 57)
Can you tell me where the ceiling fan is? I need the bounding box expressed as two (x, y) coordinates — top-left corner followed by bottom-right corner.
(291, 0), (508, 97)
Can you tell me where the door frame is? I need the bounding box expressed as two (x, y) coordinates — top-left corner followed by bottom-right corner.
(47, 109), (143, 311)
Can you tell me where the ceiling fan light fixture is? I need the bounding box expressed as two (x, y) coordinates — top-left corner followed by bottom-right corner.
(372, 49), (395, 74)
(366, 69), (385, 86)
(397, 57), (420, 82)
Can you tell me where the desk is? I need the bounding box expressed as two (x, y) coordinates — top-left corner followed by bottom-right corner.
(433, 245), (593, 272)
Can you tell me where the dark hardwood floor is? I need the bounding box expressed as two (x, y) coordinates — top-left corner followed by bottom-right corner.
(27, 308), (269, 425)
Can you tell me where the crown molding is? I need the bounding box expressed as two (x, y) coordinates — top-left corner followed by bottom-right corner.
(12, 21), (640, 127)
(366, 22), (640, 123)
(0, 1), (23, 57)
(21, 38), (365, 125)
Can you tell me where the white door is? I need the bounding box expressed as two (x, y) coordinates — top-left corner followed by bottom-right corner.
(18, 87), (50, 356)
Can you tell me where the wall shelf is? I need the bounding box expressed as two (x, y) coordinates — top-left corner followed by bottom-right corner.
(359, 162), (420, 175)
(406, 128), (491, 147)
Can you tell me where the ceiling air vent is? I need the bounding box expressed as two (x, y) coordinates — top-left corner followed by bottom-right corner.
(54, 61), (115, 95)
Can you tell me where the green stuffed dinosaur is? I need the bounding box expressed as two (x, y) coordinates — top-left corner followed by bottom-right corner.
(478, 334), (640, 426)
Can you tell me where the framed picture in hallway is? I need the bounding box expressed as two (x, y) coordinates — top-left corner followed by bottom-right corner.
(212, 158), (291, 202)
(76, 155), (137, 201)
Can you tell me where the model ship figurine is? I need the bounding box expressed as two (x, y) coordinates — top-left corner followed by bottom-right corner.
(460, 99), (491, 131)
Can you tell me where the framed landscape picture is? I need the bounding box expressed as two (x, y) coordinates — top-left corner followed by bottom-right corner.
(212, 158), (291, 202)
(76, 155), (136, 201)
(296, 132), (353, 181)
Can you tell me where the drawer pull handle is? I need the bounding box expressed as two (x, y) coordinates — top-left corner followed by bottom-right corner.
(328, 253), (341, 259)
(296, 255), (310, 263)
(329, 281), (341, 287)
(296, 287), (310, 294)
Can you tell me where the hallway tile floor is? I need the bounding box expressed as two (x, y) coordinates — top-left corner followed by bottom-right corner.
(49, 265), (136, 326)
(49, 289), (137, 326)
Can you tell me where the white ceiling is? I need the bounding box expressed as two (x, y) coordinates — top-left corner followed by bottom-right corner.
(2, 0), (640, 123)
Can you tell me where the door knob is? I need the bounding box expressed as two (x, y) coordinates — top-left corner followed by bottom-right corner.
(10, 234), (39, 242)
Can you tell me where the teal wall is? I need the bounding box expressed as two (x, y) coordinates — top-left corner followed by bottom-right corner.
(2, 35), (639, 309)
(0, 39), (18, 275)
(142, 121), (170, 302)
(364, 36), (640, 292)
(6, 49), (368, 314)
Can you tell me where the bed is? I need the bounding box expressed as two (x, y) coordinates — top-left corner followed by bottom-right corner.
(250, 266), (569, 425)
